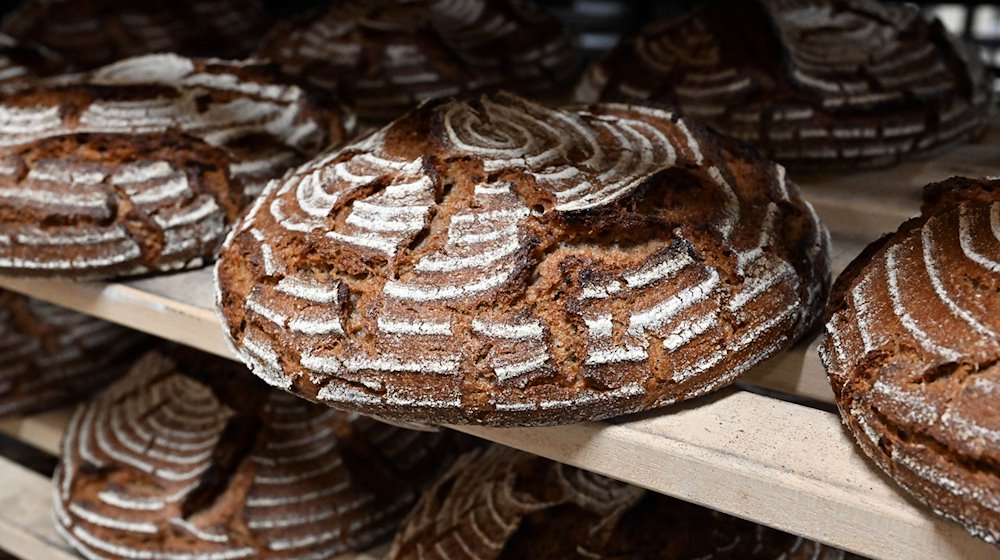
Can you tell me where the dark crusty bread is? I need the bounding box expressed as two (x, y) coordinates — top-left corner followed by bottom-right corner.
(4, 54), (350, 197)
(820, 177), (1000, 544)
(215, 91), (831, 426)
(573, 0), (991, 169)
(256, 0), (578, 124)
(0, 33), (65, 86)
(0, 291), (147, 416)
(0, 132), (244, 278)
(1, 0), (270, 69)
(388, 444), (860, 559)
(54, 347), (469, 560)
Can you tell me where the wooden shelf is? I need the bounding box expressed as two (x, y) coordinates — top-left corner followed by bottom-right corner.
(3, 123), (1000, 560)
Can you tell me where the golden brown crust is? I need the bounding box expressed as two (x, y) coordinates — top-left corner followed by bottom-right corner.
(573, 0), (992, 169)
(215, 91), (831, 426)
(388, 445), (859, 559)
(821, 177), (1000, 544)
(0, 290), (148, 416)
(54, 348), (470, 560)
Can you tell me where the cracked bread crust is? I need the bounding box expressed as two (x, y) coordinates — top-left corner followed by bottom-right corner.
(54, 348), (469, 560)
(1, 0), (270, 69)
(820, 177), (1000, 544)
(255, 0), (578, 124)
(2, 53), (350, 197)
(388, 444), (858, 559)
(0, 291), (148, 416)
(0, 132), (242, 278)
(573, 0), (991, 169)
(215, 91), (831, 426)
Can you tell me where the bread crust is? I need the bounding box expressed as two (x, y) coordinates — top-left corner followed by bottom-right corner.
(54, 348), (468, 560)
(821, 177), (1000, 544)
(574, 0), (992, 169)
(215, 91), (831, 426)
(256, 0), (578, 124)
(0, 290), (147, 416)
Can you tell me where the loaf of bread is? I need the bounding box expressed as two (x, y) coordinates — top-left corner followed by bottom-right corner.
(821, 177), (1000, 544)
(574, 0), (991, 169)
(0, 291), (147, 416)
(388, 444), (860, 559)
(4, 53), (350, 197)
(2, 0), (270, 69)
(0, 133), (244, 278)
(55, 348), (469, 560)
(256, 0), (578, 124)
(215, 91), (831, 426)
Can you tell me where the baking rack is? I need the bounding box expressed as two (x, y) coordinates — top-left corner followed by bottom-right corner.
(0, 120), (998, 560)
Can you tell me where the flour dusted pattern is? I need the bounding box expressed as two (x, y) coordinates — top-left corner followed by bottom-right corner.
(215, 92), (831, 426)
(574, 0), (991, 169)
(821, 177), (1000, 545)
(55, 348), (468, 560)
(2, 0), (270, 69)
(2, 53), (349, 197)
(388, 444), (859, 559)
(257, 0), (578, 123)
(0, 133), (244, 278)
(0, 291), (147, 416)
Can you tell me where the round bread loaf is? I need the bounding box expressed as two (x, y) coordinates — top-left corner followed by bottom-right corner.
(215, 91), (831, 426)
(2, 53), (350, 197)
(256, 0), (578, 124)
(573, 0), (991, 169)
(0, 291), (147, 416)
(0, 132), (243, 278)
(388, 444), (859, 559)
(1, 0), (270, 69)
(54, 348), (468, 560)
(821, 177), (1000, 544)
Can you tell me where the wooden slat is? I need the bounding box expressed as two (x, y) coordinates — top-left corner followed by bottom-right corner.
(0, 456), (76, 560)
(456, 389), (999, 560)
(0, 409), (71, 456)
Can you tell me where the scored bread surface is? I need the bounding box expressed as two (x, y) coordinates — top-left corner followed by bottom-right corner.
(0, 133), (243, 278)
(1, 0), (270, 69)
(54, 349), (467, 560)
(821, 177), (1000, 544)
(256, 0), (578, 123)
(0, 291), (147, 416)
(574, 0), (991, 168)
(388, 444), (858, 559)
(0, 53), (349, 197)
(215, 91), (831, 426)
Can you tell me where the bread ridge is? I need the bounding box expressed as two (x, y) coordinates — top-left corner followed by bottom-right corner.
(215, 91), (832, 426)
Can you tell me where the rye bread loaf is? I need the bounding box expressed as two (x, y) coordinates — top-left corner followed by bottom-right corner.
(1, 0), (270, 69)
(388, 444), (860, 559)
(256, 0), (578, 124)
(0, 291), (147, 416)
(215, 91), (831, 426)
(573, 0), (991, 169)
(820, 177), (1000, 544)
(3, 53), (350, 197)
(0, 132), (244, 278)
(54, 348), (469, 560)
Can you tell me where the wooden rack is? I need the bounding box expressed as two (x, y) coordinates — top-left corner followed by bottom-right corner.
(1, 122), (999, 560)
